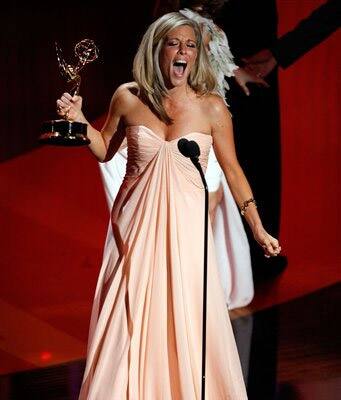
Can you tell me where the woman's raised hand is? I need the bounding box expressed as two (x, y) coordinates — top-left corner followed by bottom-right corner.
(56, 92), (86, 123)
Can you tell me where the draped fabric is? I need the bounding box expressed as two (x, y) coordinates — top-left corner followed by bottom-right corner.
(79, 126), (247, 399)
(99, 145), (253, 311)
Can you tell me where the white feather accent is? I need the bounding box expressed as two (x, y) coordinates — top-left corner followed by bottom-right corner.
(180, 8), (238, 99)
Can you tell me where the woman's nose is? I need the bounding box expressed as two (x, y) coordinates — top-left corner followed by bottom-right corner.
(178, 43), (187, 54)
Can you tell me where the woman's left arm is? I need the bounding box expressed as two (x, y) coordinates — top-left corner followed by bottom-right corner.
(209, 97), (281, 258)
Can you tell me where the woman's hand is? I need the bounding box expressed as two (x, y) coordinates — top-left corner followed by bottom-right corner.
(209, 184), (224, 223)
(234, 67), (270, 96)
(253, 225), (281, 258)
(56, 92), (87, 123)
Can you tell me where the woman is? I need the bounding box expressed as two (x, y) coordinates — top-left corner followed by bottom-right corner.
(100, 0), (266, 310)
(57, 12), (280, 399)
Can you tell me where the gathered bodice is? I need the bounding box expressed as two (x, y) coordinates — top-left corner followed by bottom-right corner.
(124, 125), (212, 189)
(81, 124), (248, 400)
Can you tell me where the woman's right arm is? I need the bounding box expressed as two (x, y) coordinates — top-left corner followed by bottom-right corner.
(56, 85), (131, 162)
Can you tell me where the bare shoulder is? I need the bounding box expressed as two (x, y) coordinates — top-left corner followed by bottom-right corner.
(110, 82), (140, 112)
(115, 81), (139, 97)
(202, 94), (232, 129)
(204, 94), (230, 118)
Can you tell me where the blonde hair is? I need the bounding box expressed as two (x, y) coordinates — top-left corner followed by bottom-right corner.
(133, 12), (218, 124)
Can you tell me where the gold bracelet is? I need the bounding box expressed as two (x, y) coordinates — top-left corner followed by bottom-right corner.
(240, 198), (257, 216)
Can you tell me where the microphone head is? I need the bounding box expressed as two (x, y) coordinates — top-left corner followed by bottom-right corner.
(177, 138), (200, 159)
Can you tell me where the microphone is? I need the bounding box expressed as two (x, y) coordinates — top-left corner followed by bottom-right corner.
(177, 138), (200, 161)
(177, 137), (209, 400)
(178, 138), (207, 189)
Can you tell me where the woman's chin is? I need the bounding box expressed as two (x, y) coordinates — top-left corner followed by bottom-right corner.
(167, 74), (189, 88)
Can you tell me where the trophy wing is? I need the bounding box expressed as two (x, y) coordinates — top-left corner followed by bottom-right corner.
(55, 42), (74, 81)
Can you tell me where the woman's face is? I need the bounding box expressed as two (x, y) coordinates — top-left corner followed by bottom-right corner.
(159, 25), (198, 89)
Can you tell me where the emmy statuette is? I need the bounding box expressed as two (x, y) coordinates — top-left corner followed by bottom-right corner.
(39, 39), (98, 146)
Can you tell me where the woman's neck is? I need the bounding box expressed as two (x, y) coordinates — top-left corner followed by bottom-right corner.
(163, 85), (195, 112)
(167, 84), (193, 101)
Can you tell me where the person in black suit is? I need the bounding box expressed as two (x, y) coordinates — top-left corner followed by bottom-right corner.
(218, 0), (340, 280)
(244, 0), (340, 77)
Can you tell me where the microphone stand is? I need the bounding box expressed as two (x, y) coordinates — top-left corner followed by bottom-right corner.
(190, 155), (209, 400)
(177, 138), (209, 400)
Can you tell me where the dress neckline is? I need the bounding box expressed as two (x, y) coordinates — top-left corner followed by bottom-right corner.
(126, 125), (212, 143)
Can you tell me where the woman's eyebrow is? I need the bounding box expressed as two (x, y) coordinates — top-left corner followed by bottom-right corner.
(166, 37), (197, 45)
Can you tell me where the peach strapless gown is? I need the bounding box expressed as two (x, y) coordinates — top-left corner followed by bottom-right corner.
(79, 126), (248, 399)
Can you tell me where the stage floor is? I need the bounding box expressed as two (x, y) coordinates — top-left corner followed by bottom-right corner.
(0, 283), (339, 400)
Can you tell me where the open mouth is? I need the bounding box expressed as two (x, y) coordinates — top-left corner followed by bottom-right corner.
(173, 60), (187, 77)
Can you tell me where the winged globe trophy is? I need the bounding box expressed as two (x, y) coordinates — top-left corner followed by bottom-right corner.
(39, 39), (99, 146)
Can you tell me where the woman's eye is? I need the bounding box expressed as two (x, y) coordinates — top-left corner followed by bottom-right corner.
(187, 43), (196, 48)
(168, 41), (178, 46)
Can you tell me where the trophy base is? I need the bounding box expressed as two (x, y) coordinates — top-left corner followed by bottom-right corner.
(39, 119), (90, 146)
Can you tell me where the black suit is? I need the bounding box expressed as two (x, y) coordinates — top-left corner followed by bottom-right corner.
(218, 0), (340, 280)
(272, 0), (340, 68)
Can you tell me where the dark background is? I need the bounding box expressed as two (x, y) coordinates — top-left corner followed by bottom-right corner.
(0, 1), (154, 161)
